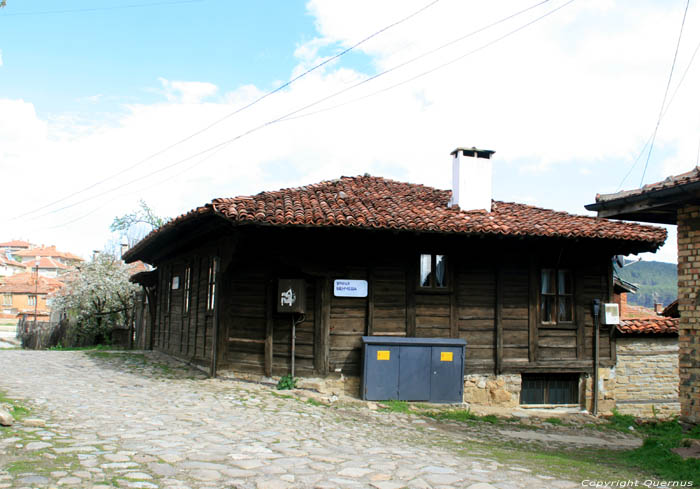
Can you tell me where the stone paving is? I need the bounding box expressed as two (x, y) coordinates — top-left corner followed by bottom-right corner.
(0, 350), (627, 489)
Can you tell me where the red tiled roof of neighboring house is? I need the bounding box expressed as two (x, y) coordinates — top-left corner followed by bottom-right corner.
(14, 245), (83, 262)
(0, 240), (33, 248)
(616, 292), (679, 335)
(595, 167), (700, 203)
(617, 317), (679, 335)
(127, 260), (149, 276)
(0, 273), (64, 294)
(22, 257), (70, 270)
(0, 252), (26, 269)
(126, 176), (667, 261)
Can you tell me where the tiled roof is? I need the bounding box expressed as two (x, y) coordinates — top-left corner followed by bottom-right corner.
(128, 176), (666, 261)
(595, 167), (700, 203)
(22, 257), (70, 270)
(0, 240), (33, 248)
(14, 245), (83, 262)
(0, 252), (26, 269)
(617, 317), (678, 335)
(0, 273), (64, 294)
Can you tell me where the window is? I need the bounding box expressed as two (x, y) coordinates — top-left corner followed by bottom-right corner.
(206, 257), (219, 311)
(183, 265), (191, 314)
(540, 268), (573, 324)
(419, 254), (448, 289)
(520, 373), (579, 405)
(2, 294), (12, 306)
(27, 295), (36, 306)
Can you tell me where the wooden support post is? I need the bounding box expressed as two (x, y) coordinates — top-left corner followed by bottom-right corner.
(406, 265), (416, 337)
(265, 279), (274, 377)
(315, 277), (330, 375)
(209, 258), (220, 378)
(495, 265), (504, 374)
(607, 259), (616, 364)
(528, 258), (538, 363)
(449, 258), (459, 339)
(575, 268), (585, 360)
(367, 267), (374, 336)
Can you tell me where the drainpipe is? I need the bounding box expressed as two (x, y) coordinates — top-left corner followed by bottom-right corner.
(592, 299), (601, 416)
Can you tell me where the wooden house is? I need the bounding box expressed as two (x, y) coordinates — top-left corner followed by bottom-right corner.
(124, 149), (666, 407)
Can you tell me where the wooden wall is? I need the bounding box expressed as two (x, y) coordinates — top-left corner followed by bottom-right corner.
(146, 226), (616, 378)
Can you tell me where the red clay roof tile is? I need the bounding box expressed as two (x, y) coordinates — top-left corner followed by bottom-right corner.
(126, 176), (667, 261)
(617, 317), (678, 335)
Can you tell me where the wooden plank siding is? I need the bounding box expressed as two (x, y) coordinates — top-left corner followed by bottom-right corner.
(144, 226), (618, 378)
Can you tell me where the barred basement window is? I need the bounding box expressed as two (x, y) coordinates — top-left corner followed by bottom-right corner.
(419, 254), (448, 289)
(520, 373), (579, 405)
(540, 268), (573, 325)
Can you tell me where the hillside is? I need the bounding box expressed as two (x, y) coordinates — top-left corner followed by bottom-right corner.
(615, 260), (677, 309)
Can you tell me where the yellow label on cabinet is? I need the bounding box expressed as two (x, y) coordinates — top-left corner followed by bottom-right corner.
(440, 351), (453, 362)
(377, 350), (390, 361)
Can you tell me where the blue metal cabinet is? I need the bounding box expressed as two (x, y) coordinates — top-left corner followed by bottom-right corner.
(361, 337), (466, 403)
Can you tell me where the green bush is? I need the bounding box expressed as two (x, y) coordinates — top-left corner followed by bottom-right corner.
(276, 374), (297, 390)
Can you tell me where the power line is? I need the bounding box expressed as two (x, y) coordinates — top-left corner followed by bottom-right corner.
(281, 0), (571, 125)
(0, 0), (204, 17)
(639, 0), (691, 187)
(11, 0), (441, 222)
(617, 28), (700, 190)
(20, 0), (571, 226)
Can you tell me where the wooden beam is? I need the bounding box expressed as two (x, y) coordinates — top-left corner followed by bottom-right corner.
(209, 258), (221, 378)
(406, 261), (416, 337)
(495, 265), (503, 374)
(264, 279), (274, 377)
(449, 257), (459, 339)
(193, 256), (202, 359)
(575, 267), (585, 360)
(528, 257), (538, 363)
(607, 259), (616, 364)
(366, 267), (374, 336)
(318, 277), (331, 375)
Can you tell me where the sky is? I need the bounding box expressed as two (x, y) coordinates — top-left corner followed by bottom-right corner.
(2, 0), (699, 263)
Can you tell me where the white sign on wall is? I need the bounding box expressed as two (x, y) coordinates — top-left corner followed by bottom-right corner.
(334, 279), (368, 298)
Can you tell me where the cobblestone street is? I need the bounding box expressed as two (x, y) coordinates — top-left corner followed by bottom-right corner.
(0, 350), (626, 489)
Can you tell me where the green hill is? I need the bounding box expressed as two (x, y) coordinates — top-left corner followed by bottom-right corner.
(615, 260), (677, 309)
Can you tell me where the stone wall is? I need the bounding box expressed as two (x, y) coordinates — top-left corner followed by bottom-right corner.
(677, 204), (700, 423)
(581, 367), (615, 414)
(614, 337), (679, 418)
(463, 374), (521, 407)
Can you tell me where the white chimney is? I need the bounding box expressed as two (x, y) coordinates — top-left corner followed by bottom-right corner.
(450, 147), (495, 212)
(120, 243), (129, 259)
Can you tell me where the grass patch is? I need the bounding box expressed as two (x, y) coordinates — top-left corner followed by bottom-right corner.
(378, 400), (412, 414)
(424, 408), (500, 425)
(48, 344), (118, 351)
(599, 410), (700, 484)
(544, 417), (563, 426)
(0, 391), (31, 420)
(306, 398), (325, 407)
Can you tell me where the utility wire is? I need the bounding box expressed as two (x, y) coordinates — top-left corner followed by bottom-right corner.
(20, 0), (570, 227)
(281, 0), (571, 124)
(617, 31), (700, 190)
(639, 0), (691, 187)
(11, 0), (441, 222)
(0, 0), (203, 16)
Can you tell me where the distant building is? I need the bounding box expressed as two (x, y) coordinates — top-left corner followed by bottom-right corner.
(13, 245), (83, 267)
(21, 257), (70, 278)
(0, 251), (27, 277)
(0, 272), (64, 319)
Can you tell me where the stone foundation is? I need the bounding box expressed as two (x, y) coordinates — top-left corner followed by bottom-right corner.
(463, 374), (521, 407)
(581, 367), (615, 414)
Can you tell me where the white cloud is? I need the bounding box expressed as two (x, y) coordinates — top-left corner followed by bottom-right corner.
(1, 0), (695, 264)
(158, 78), (219, 104)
